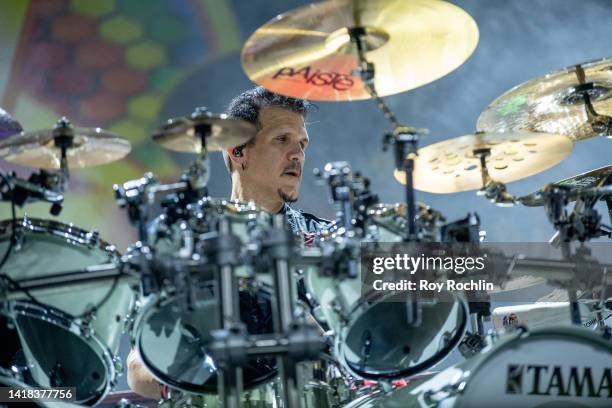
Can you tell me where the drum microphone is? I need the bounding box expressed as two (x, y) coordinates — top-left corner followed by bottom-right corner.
(1, 173), (64, 215)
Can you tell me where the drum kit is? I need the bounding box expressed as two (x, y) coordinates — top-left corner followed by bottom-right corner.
(0, 0), (612, 407)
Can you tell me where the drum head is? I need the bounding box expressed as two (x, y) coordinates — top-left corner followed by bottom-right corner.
(136, 285), (277, 393)
(3, 304), (110, 405)
(341, 290), (468, 379)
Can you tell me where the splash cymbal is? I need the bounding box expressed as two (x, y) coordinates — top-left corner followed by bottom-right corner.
(152, 113), (256, 153)
(394, 131), (575, 193)
(477, 58), (612, 140)
(0, 121), (131, 169)
(519, 165), (612, 207)
(241, 0), (479, 101)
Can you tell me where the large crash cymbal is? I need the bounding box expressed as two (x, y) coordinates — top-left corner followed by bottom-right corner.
(241, 0), (479, 101)
(394, 131), (575, 194)
(152, 113), (256, 153)
(0, 121), (131, 169)
(477, 57), (612, 140)
(519, 165), (612, 207)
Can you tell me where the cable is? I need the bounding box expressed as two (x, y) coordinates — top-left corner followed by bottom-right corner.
(0, 171), (17, 272)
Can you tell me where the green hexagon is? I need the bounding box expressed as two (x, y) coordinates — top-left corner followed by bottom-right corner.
(128, 93), (162, 121)
(148, 17), (188, 45)
(125, 41), (166, 70)
(100, 16), (143, 44)
(109, 118), (149, 145)
(71, 0), (116, 17)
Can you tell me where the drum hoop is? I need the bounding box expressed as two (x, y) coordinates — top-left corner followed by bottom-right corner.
(133, 284), (277, 394)
(0, 217), (120, 259)
(6, 300), (117, 405)
(337, 289), (469, 380)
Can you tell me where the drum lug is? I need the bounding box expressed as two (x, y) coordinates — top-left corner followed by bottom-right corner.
(85, 230), (100, 247)
(80, 311), (97, 338)
(330, 300), (348, 323)
(112, 355), (124, 377)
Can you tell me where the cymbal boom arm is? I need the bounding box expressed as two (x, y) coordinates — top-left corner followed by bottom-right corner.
(349, 26), (426, 241)
(474, 147), (516, 206)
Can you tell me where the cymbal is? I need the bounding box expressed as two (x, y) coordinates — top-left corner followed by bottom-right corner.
(0, 108), (22, 139)
(394, 131), (575, 193)
(0, 126), (131, 169)
(241, 0), (479, 101)
(477, 57), (612, 140)
(520, 165), (612, 207)
(152, 114), (256, 153)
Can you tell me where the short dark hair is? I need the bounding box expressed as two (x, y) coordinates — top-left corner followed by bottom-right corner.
(223, 86), (314, 172)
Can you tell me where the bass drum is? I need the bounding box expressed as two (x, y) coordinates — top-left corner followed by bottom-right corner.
(304, 203), (469, 381)
(0, 217), (135, 405)
(134, 199), (278, 394)
(345, 326), (612, 408)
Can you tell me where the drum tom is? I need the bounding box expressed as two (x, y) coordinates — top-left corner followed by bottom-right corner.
(0, 217), (134, 405)
(133, 199), (278, 394)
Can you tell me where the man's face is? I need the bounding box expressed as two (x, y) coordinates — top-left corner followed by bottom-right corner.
(242, 106), (309, 203)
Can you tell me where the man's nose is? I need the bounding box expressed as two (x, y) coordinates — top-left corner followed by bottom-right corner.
(287, 144), (304, 162)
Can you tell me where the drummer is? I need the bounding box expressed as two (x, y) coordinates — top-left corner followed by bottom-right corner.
(127, 86), (331, 399)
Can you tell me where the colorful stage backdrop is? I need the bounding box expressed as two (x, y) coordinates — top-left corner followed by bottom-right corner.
(0, 0), (245, 249)
(1, 0), (612, 250)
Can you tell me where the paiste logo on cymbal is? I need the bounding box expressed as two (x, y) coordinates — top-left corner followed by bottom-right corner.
(272, 66), (355, 91)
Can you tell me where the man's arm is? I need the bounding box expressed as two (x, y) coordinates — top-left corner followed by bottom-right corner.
(127, 348), (162, 400)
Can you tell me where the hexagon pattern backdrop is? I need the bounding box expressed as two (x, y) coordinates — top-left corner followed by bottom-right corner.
(1, 0), (612, 250)
(0, 0), (244, 249)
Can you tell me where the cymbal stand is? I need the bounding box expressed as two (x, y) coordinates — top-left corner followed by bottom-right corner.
(573, 64), (612, 138)
(51, 117), (73, 193)
(541, 186), (612, 325)
(348, 26), (427, 242)
(473, 145), (516, 206)
(186, 107), (212, 190)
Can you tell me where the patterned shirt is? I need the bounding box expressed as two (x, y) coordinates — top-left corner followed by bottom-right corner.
(279, 203), (332, 245)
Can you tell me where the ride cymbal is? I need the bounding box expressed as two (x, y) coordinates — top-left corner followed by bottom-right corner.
(0, 120), (131, 169)
(519, 165), (612, 207)
(477, 58), (612, 140)
(152, 113), (256, 153)
(241, 0), (479, 101)
(394, 131), (575, 194)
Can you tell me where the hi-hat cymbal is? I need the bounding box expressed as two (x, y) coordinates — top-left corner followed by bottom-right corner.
(241, 0), (479, 101)
(520, 165), (612, 207)
(152, 113), (256, 153)
(0, 108), (22, 139)
(394, 131), (575, 194)
(0, 124), (131, 169)
(477, 57), (612, 140)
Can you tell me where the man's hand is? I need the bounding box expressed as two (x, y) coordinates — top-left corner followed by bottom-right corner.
(127, 349), (163, 400)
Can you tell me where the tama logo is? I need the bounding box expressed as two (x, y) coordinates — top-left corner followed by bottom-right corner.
(506, 364), (612, 398)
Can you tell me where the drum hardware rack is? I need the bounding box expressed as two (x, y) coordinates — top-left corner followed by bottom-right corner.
(208, 214), (326, 408)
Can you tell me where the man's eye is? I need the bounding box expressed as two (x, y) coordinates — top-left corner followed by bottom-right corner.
(276, 135), (288, 142)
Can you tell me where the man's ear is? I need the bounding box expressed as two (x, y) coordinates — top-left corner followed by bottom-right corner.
(226, 147), (246, 168)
